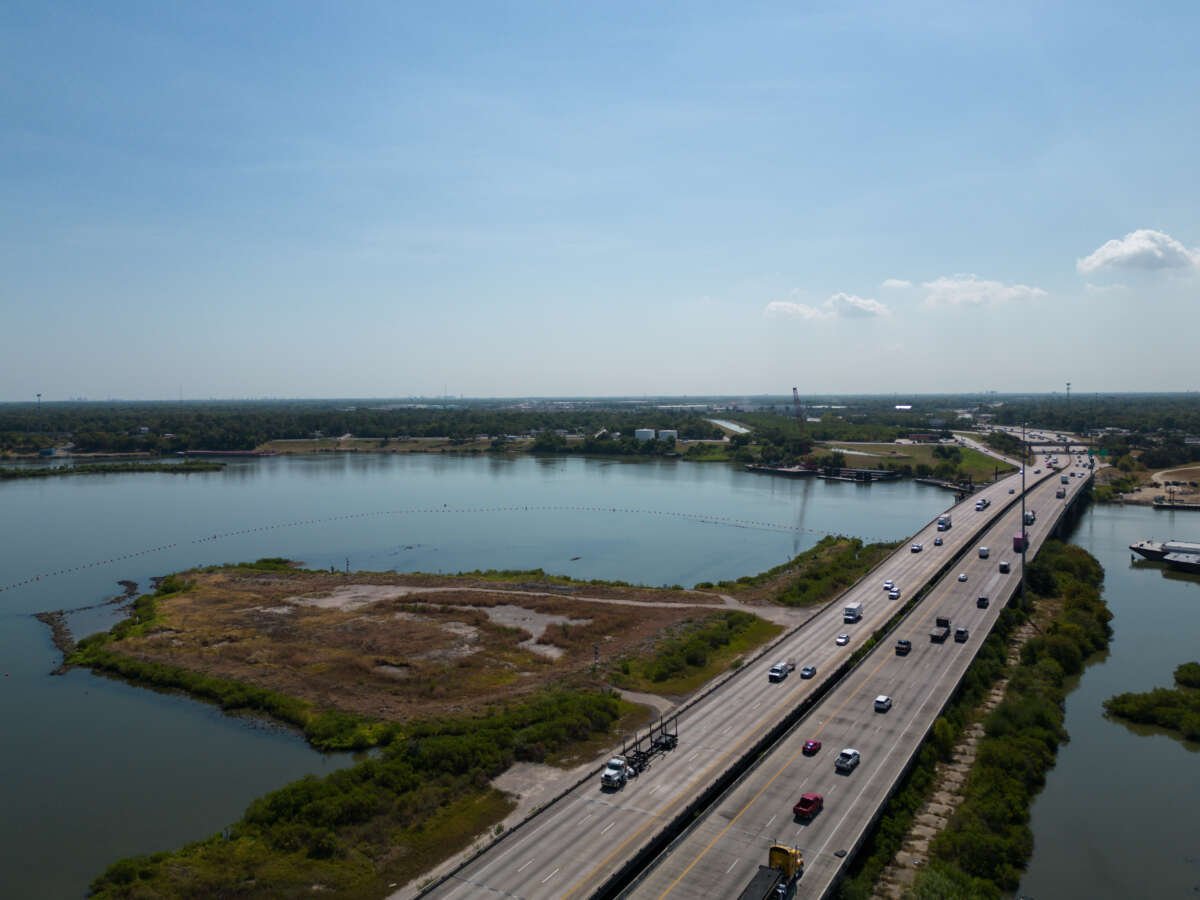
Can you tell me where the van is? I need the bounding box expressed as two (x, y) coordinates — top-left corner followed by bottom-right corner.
(977, 595), (989, 609)
(978, 546), (990, 559)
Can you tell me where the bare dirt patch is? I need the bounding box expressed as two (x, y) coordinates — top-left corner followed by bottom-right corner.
(107, 567), (759, 723)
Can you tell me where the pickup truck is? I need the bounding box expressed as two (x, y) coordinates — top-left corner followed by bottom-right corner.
(793, 792), (823, 819)
(768, 660), (796, 682)
(930, 616), (951, 643)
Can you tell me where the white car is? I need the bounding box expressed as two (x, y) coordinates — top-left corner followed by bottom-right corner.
(836, 633), (850, 646)
(835, 748), (861, 772)
(910, 543), (923, 553)
(888, 589), (901, 600)
(874, 695), (893, 712)
(883, 579), (895, 591)
(958, 573), (969, 582)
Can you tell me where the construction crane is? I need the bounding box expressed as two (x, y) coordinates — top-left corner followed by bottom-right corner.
(792, 387), (805, 430)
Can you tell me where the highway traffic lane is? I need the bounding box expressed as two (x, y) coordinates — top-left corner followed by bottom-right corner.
(629, 473), (1085, 898)
(421, 472), (1049, 898)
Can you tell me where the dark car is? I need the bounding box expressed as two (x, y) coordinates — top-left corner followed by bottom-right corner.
(895, 638), (912, 656)
(800, 665), (817, 679)
(802, 739), (822, 756)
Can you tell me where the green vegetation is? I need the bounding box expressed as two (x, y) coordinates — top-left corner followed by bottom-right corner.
(611, 611), (781, 694)
(1092, 471), (1142, 502)
(837, 542), (1111, 899)
(1104, 661), (1200, 742)
(0, 460), (223, 479)
(89, 689), (626, 898)
(821, 441), (1014, 483)
(710, 535), (898, 606)
(683, 441), (734, 462)
(70, 576), (388, 753)
(981, 429), (1030, 461)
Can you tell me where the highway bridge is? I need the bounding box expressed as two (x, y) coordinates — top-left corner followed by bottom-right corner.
(417, 450), (1093, 900)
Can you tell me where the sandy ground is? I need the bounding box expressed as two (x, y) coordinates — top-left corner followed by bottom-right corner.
(1102, 463), (1200, 505)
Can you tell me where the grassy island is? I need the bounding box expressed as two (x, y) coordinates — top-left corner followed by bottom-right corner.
(1104, 661), (1200, 742)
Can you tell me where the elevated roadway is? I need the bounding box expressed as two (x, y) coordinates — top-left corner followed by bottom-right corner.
(626, 458), (1093, 899)
(420, 461), (1066, 900)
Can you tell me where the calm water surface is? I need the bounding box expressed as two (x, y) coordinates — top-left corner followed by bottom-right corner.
(0, 453), (946, 898)
(1020, 503), (1200, 898)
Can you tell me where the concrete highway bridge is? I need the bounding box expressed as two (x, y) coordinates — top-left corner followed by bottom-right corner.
(418, 449), (1093, 900)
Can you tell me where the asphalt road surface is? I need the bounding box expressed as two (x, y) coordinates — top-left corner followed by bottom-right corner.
(423, 461), (1077, 900)
(627, 460), (1091, 900)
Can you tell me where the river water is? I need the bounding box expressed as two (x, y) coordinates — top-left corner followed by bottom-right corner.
(0, 453), (947, 898)
(1019, 503), (1200, 898)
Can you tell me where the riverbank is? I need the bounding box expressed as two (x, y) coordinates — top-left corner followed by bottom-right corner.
(0, 460), (224, 479)
(56, 534), (896, 897)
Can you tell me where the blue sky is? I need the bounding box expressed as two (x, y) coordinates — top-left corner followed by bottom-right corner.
(2, 2), (1197, 399)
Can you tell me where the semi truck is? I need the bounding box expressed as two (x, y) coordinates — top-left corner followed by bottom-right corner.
(600, 756), (631, 790)
(738, 844), (804, 900)
(843, 600), (864, 623)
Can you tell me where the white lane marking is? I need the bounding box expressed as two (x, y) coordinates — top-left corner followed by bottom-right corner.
(751, 701), (762, 710)
(516, 859), (534, 873)
(766, 813), (777, 828)
(541, 867), (560, 884)
(578, 813), (594, 825)
(726, 858), (739, 874)
(685, 752), (698, 763)
(600, 821), (615, 835)
(648, 784), (662, 795)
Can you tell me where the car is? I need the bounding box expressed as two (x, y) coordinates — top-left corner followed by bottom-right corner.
(800, 665), (816, 679)
(768, 663), (789, 682)
(1034, 468), (1042, 474)
(834, 748), (861, 772)
(957, 572), (968, 582)
(874, 695), (893, 712)
(895, 638), (912, 656)
(977, 595), (990, 608)
(793, 792), (824, 819)
(999, 561), (1011, 573)
(883, 579), (895, 591)
(836, 633), (850, 646)
(910, 543), (923, 553)
(888, 587), (901, 600)
(933, 536), (943, 546)
(802, 739), (822, 756)
(955, 626), (969, 642)
(1008, 487), (1015, 494)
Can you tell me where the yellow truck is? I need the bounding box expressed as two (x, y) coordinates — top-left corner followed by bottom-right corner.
(738, 844), (804, 900)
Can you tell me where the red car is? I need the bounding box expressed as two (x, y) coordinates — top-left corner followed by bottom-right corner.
(793, 792), (824, 819)
(802, 739), (822, 756)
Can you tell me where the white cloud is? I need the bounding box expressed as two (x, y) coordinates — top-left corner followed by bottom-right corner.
(827, 292), (892, 317)
(765, 292), (891, 321)
(1077, 229), (1200, 274)
(764, 300), (831, 320)
(881, 278), (912, 289)
(920, 274), (1046, 308)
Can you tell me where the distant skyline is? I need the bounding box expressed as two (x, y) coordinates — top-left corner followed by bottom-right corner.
(3, 2), (1198, 400)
